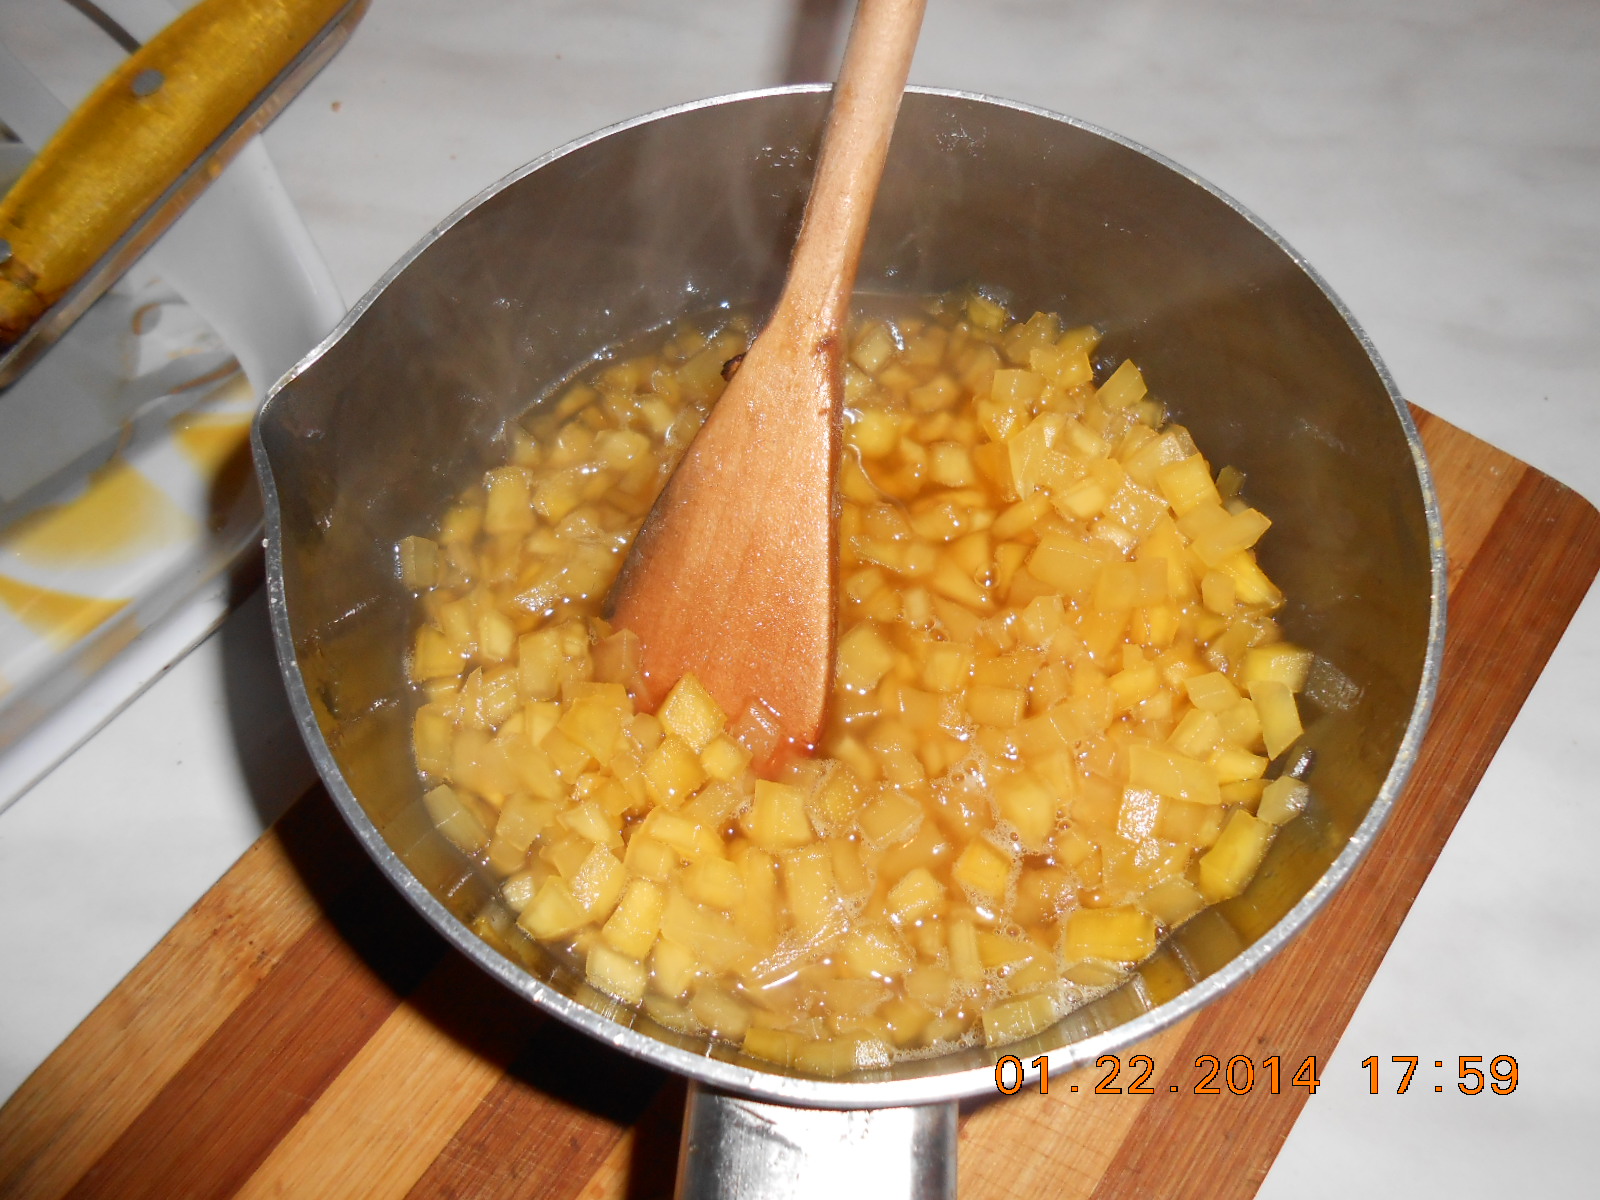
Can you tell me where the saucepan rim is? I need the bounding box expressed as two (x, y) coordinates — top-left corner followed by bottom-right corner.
(253, 83), (1447, 1109)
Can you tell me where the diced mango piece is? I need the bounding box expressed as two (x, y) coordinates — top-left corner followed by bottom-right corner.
(1128, 742), (1222, 806)
(586, 945), (647, 1005)
(886, 867), (945, 923)
(1063, 906), (1157, 962)
(644, 736), (707, 808)
(993, 771), (1058, 850)
(423, 784), (489, 853)
(657, 673), (727, 752)
(836, 622), (898, 692)
(602, 878), (665, 959)
(1249, 679), (1303, 758)
(1258, 776), (1311, 826)
(951, 838), (1013, 902)
(982, 992), (1058, 1046)
(860, 789), (924, 846)
(519, 878), (589, 941)
(743, 780), (814, 851)
(783, 848), (845, 941)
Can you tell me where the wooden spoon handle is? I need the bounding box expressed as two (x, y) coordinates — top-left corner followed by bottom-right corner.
(778, 0), (927, 339)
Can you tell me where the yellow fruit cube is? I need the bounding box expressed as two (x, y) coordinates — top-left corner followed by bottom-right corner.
(1242, 643), (1315, 692)
(847, 408), (902, 459)
(482, 466), (535, 534)
(1210, 745), (1269, 784)
(477, 608), (517, 663)
(1198, 809), (1273, 902)
(967, 685), (1026, 727)
(700, 734), (751, 781)
(841, 923), (914, 981)
(570, 845), (627, 920)
(733, 844), (780, 944)
(993, 771), (1058, 850)
(1258, 776), (1311, 826)
(1062, 906), (1157, 962)
(412, 705), (454, 776)
(836, 623), (898, 692)
(1153, 453), (1221, 516)
(659, 892), (751, 972)
(623, 833), (678, 882)
(517, 629), (563, 701)
(744, 1026), (803, 1068)
(650, 939), (701, 999)
(812, 766), (866, 829)
(1167, 708), (1221, 759)
(412, 625), (463, 682)
(850, 322), (897, 374)
(644, 735), (707, 808)
(1216, 550), (1282, 607)
(1128, 742), (1222, 806)
(557, 797), (621, 848)
(859, 789), (924, 847)
(948, 919), (984, 982)
(1200, 569), (1237, 614)
(397, 535), (440, 590)
(981, 992), (1058, 1047)
(557, 695), (625, 763)
(1094, 359), (1147, 409)
(586, 944), (647, 1006)
(951, 838), (1014, 902)
(423, 784), (489, 853)
(1183, 670), (1241, 712)
(743, 780), (814, 851)
(1190, 508), (1271, 569)
(518, 878), (589, 940)
(1095, 558), (1169, 610)
(1248, 679), (1303, 758)
(683, 857), (746, 911)
(1137, 876), (1206, 928)
(657, 673), (727, 752)
(782, 848), (845, 942)
(1154, 797), (1225, 848)
(638, 809), (722, 863)
(1027, 532), (1103, 595)
(921, 644), (975, 693)
(886, 867), (946, 923)
(830, 837), (871, 895)
(601, 878), (665, 959)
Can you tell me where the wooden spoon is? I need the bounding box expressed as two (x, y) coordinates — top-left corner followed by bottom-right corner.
(608, 0), (926, 767)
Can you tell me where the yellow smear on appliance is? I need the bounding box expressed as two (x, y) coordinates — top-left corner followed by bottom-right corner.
(0, 574), (129, 647)
(171, 413), (252, 476)
(171, 413), (255, 530)
(1, 458), (194, 566)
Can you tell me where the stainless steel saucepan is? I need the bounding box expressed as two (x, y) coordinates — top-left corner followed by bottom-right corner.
(253, 87), (1445, 1198)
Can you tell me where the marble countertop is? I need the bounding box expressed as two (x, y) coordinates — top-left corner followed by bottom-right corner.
(2, 2), (1596, 1196)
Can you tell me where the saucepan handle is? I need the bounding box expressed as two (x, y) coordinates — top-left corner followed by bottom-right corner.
(675, 1081), (957, 1200)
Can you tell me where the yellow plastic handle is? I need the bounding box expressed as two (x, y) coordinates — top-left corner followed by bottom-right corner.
(0, 0), (350, 344)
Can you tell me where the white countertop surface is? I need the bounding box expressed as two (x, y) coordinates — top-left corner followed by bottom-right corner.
(2, 2), (1596, 1196)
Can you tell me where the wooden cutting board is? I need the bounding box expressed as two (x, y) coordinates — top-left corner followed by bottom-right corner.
(3, 410), (1597, 1200)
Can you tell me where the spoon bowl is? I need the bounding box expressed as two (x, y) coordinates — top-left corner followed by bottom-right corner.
(609, 0), (925, 765)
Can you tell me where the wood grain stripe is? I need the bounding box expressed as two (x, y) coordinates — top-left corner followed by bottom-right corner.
(0, 797), (368, 1200)
(59, 832), (448, 1200)
(566, 1079), (685, 1200)
(959, 1020), (1192, 1200)
(401, 1004), (669, 1200)
(231, 955), (531, 1200)
(1086, 466), (1600, 1200)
